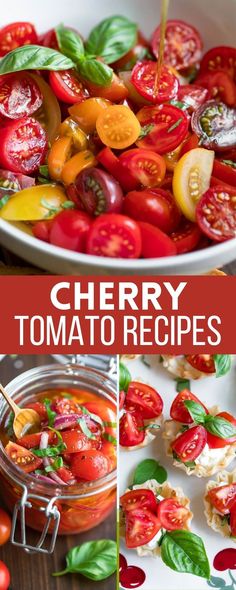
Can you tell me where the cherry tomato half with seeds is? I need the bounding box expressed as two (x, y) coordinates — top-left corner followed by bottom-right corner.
(170, 220), (202, 254)
(96, 105), (141, 150)
(0, 21), (38, 56)
(97, 147), (138, 192)
(196, 71), (236, 107)
(71, 450), (110, 480)
(137, 104), (189, 154)
(192, 100), (236, 151)
(120, 149), (166, 188)
(5, 441), (42, 473)
(196, 185), (236, 242)
(125, 508), (161, 548)
(151, 20), (203, 70)
(0, 509), (11, 546)
(125, 382), (163, 419)
(157, 498), (189, 531)
(171, 424), (207, 462)
(18, 431), (57, 449)
(53, 398), (81, 415)
(61, 431), (99, 453)
(49, 210), (92, 252)
(131, 61), (179, 104)
(0, 73), (43, 120)
(120, 412), (145, 447)
(0, 560), (10, 590)
(0, 117), (47, 174)
(86, 213), (142, 258)
(186, 354), (215, 374)
(213, 160), (236, 188)
(207, 412), (236, 449)
(200, 46), (236, 83)
(178, 84), (209, 112)
(170, 389), (208, 424)
(124, 188), (181, 234)
(69, 167), (123, 215)
(207, 483), (236, 515)
(49, 70), (89, 105)
(230, 504), (236, 536)
(139, 222), (177, 258)
(120, 489), (157, 514)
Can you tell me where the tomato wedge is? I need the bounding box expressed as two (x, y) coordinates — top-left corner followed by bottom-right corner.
(173, 148), (215, 221)
(139, 222), (177, 258)
(207, 412), (236, 449)
(49, 70), (88, 105)
(0, 73), (42, 119)
(151, 20), (202, 70)
(96, 105), (141, 150)
(171, 425), (207, 462)
(136, 104), (189, 154)
(86, 213), (142, 259)
(120, 412), (145, 447)
(0, 117), (47, 175)
(17, 431), (57, 449)
(157, 498), (189, 530)
(170, 390), (208, 424)
(207, 483), (236, 515)
(119, 149), (166, 188)
(120, 489), (157, 513)
(124, 188), (181, 234)
(230, 504), (236, 536)
(125, 509), (161, 548)
(200, 47), (236, 83)
(131, 61), (179, 104)
(213, 160), (236, 188)
(196, 71), (236, 107)
(5, 442), (42, 473)
(125, 382), (163, 419)
(0, 22), (38, 56)
(196, 185), (236, 242)
(186, 354), (215, 374)
(170, 220), (202, 254)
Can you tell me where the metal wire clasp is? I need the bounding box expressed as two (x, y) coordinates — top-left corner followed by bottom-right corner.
(11, 485), (60, 554)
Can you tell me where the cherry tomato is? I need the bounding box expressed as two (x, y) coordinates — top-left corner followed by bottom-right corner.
(0, 561), (10, 590)
(49, 210), (92, 252)
(97, 147), (138, 192)
(53, 398), (81, 415)
(48, 136), (73, 181)
(131, 62), (179, 104)
(0, 169), (35, 196)
(200, 46), (236, 83)
(0, 73), (42, 119)
(61, 431), (98, 454)
(0, 184), (66, 222)
(56, 466), (74, 483)
(124, 188), (181, 234)
(170, 219), (202, 254)
(26, 402), (48, 421)
(157, 498), (189, 531)
(5, 442), (42, 474)
(83, 401), (116, 438)
(86, 72), (128, 102)
(186, 354), (215, 373)
(0, 22), (38, 56)
(125, 508), (161, 548)
(69, 167), (123, 215)
(196, 185), (236, 242)
(18, 431), (56, 449)
(230, 504), (236, 536)
(180, 133), (199, 157)
(120, 412), (145, 447)
(119, 70), (152, 106)
(170, 389), (208, 424)
(101, 441), (116, 471)
(173, 147), (214, 221)
(0, 117), (47, 175)
(136, 104), (189, 154)
(125, 382), (163, 419)
(113, 31), (150, 71)
(71, 449), (110, 480)
(120, 489), (157, 514)
(31, 73), (61, 143)
(178, 84), (209, 112)
(86, 213), (142, 258)
(0, 509), (11, 546)
(207, 412), (236, 449)
(59, 118), (88, 150)
(69, 97), (111, 134)
(49, 70), (89, 105)
(96, 105), (141, 150)
(151, 20), (202, 70)
(196, 71), (236, 107)
(207, 483), (236, 515)
(32, 220), (52, 243)
(119, 149), (166, 188)
(213, 160), (236, 187)
(171, 425), (207, 462)
(61, 150), (96, 186)
(41, 28), (58, 49)
(139, 221), (177, 258)
(192, 100), (236, 151)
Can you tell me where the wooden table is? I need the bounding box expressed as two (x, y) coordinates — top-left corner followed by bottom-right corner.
(0, 355), (116, 590)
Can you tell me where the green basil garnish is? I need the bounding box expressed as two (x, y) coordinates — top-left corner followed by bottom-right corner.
(175, 378), (190, 393)
(184, 401), (207, 424)
(161, 530), (210, 579)
(103, 433), (117, 445)
(56, 24), (84, 62)
(0, 45), (74, 75)
(78, 417), (97, 440)
(33, 442), (66, 457)
(53, 539), (117, 580)
(213, 354), (231, 378)
(133, 458), (167, 485)
(204, 415), (236, 440)
(85, 15), (137, 64)
(119, 362), (131, 392)
(43, 398), (56, 427)
(77, 57), (113, 86)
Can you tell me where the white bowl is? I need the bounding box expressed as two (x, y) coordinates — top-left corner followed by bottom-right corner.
(0, 0), (236, 275)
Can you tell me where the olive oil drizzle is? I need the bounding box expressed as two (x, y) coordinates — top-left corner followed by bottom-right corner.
(154, 0), (170, 97)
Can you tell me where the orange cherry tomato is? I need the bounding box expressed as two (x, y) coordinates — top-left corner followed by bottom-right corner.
(86, 73), (128, 102)
(48, 136), (73, 181)
(69, 97), (111, 133)
(59, 117), (88, 150)
(61, 150), (96, 185)
(96, 105), (141, 150)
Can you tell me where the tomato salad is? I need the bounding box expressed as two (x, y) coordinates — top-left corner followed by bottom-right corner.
(0, 18), (235, 259)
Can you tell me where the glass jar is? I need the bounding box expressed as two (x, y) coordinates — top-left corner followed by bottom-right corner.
(0, 362), (117, 554)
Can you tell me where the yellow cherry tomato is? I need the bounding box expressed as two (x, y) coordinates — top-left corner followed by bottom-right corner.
(59, 118), (88, 150)
(61, 150), (97, 185)
(96, 105), (141, 150)
(173, 147), (215, 221)
(48, 136), (73, 181)
(69, 98), (111, 134)
(0, 185), (67, 221)
(31, 73), (61, 143)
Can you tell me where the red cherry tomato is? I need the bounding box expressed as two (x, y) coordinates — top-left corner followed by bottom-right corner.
(170, 220), (202, 254)
(178, 84), (209, 112)
(124, 188), (181, 234)
(180, 133), (199, 157)
(49, 210), (92, 252)
(17, 431), (56, 449)
(125, 382), (163, 419)
(125, 509), (161, 548)
(119, 149), (166, 188)
(207, 412), (236, 449)
(207, 483), (236, 515)
(186, 354), (215, 373)
(61, 431), (98, 453)
(196, 71), (236, 107)
(0, 73), (42, 119)
(97, 147), (138, 192)
(171, 425), (207, 462)
(170, 389), (208, 424)
(139, 221), (177, 258)
(26, 401), (48, 421)
(120, 489), (157, 514)
(71, 449), (110, 480)
(0, 509), (11, 546)
(0, 117), (47, 174)
(86, 213), (142, 259)
(56, 466), (74, 483)
(0, 560), (10, 590)
(131, 62), (179, 104)
(200, 46), (236, 83)
(213, 160), (236, 187)
(5, 442), (42, 474)
(151, 20), (203, 70)
(53, 398), (81, 415)
(157, 498), (189, 531)
(33, 220), (52, 243)
(120, 412), (145, 447)
(41, 28), (58, 49)
(68, 167), (123, 215)
(136, 104), (189, 154)
(230, 504), (236, 536)
(196, 185), (236, 242)
(0, 22), (38, 56)
(49, 70), (89, 105)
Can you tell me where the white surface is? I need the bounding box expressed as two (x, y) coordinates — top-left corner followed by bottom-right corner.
(119, 355), (236, 590)
(0, 0), (236, 274)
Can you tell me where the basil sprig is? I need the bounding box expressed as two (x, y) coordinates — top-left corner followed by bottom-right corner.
(86, 15), (137, 64)
(184, 400), (236, 440)
(33, 442), (66, 457)
(133, 459), (167, 485)
(0, 45), (74, 74)
(55, 24), (84, 62)
(161, 531), (210, 579)
(213, 354), (231, 378)
(119, 362), (131, 392)
(77, 56), (112, 86)
(53, 539), (117, 580)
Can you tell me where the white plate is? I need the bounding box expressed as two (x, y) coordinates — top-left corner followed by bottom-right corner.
(0, 0), (236, 274)
(119, 355), (236, 590)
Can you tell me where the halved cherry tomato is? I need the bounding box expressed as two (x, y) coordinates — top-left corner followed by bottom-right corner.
(178, 84), (209, 112)
(86, 72), (128, 102)
(171, 425), (207, 462)
(68, 167), (123, 215)
(0, 509), (11, 546)
(0, 73), (42, 119)
(230, 504), (236, 535)
(164, 145), (183, 172)
(86, 213), (142, 258)
(207, 483), (236, 515)
(125, 382), (163, 419)
(5, 441), (42, 473)
(170, 389), (208, 424)
(139, 222), (177, 258)
(131, 62), (179, 104)
(83, 401), (116, 438)
(61, 150), (96, 185)
(101, 441), (116, 471)
(196, 185), (236, 242)
(0, 117), (47, 175)
(48, 136), (73, 181)
(0, 184), (67, 221)
(207, 412), (236, 449)
(69, 97), (111, 134)
(136, 104), (189, 154)
(31, 73), (61, 143)
(71, 449), (110, 480)
(196, 71), (236, 107)
(151, 20), (202, 70)
(186, 354), (215, 373)
(125, 508), (161, 548)
(97, 147), (138, 192)
(191, 100), (236, 151)
(96, 105), (141, 150)
(157, 498), (189, 530)
(213, 160), (236, 187)
(41, 28), (58, 49)
(119, 70), (151, 106)
(49, 210), (92, 252)
(113, 31), (150, 71)
(200, 47), (236, 83)
(0, 169), (35, 196)
(120, 489), (157, 513)
(170, 219), (202, 254)
(49, 70), (89, 105)
(59, 118), (88, 150)
(124, 188), (181, 234)
(180, 133), (199, 157)
(61, 431), (97, 453)
(17, 431), (57, 449)
(120, 149), (166, 188)
(173, 148), (215, 221)
(120, 412), (145, 447)
(26, 401), (48, 421)
(56, 466), (74, 483)
(54, 398), (81, 415)
(0, 22), (38, 56)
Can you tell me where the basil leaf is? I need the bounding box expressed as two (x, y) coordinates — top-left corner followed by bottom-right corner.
(103, 433), (117, 445)
(77, 57), (112, 86)
(119, 362), (131, 393)
(33, 442), (66, 457)
(0, 45), (74, 75)
(78, 417), (97, 439)
(43, 398), (56, 427)
(184, 401), (207, 424)
(175, 378), (190, 393)
(56, 24), (84, 62)
(86, 15), (137, 64)
(205, 416), (236, 439)
(133, 459), (167, 485)
(213, 354), (231, 378)
(161, 530), (210, 579)
(53, 539), (117, 580)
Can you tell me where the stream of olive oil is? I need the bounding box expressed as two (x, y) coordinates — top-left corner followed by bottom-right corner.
(154, 0), (170, 97)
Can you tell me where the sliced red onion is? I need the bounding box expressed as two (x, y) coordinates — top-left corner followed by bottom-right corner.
(49, 471), (67, 485)
(40, 431), (50, 468)
(54, 413), (81, 430)
(34, 474), (58, 485)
